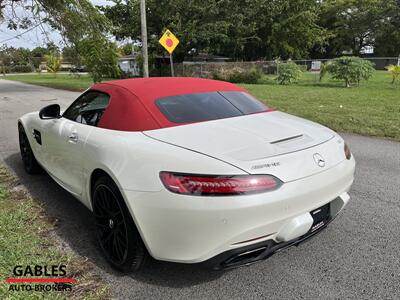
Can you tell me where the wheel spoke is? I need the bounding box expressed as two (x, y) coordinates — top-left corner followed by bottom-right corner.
(111, 210), (122, 219)
(112, 234), (119, 259)
(94, 201), (109, 217)
(98, 190), (108, 209)
(102, 189), (112, 210)
(96, 222), (109, 230)
(115, 219), (125, 228)
(101, 229), (113, 244)
(115, 236), (125, 260)
(116, 230), (127, 249)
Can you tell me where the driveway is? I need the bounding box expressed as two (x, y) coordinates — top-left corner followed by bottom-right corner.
(0, 80), (399, 299)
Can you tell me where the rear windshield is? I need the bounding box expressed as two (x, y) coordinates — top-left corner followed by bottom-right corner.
(155, 91), (267, 123)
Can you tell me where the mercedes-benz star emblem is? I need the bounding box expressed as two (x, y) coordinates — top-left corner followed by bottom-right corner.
(313, 153), (325, 167)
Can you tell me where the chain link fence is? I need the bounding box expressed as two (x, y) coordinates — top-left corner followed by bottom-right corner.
(152, 57), (400, 78)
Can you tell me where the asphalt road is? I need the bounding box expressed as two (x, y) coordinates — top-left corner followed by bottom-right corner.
(0, 80), (399, 299)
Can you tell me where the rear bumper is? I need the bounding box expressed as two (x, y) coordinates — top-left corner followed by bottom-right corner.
(122, 157), (355, 264)
(202, 200), (336, 270)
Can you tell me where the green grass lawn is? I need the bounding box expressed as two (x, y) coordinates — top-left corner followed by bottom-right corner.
(1, 73), (94, 91)
(243, 71), (399, 141)
(0, 167), (109, 299)
(1, 71), (399, 140)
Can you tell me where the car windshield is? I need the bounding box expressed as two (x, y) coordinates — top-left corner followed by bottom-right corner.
(155, 91), (267, 123)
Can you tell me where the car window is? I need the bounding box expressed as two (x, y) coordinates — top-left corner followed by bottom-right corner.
(155, 91), (267, 123)
(63, 92), (110, 126)
(220, 92), (267, 115)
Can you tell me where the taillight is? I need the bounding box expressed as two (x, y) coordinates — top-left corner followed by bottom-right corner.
(344, 143), (352, 160)
(159, 172), (282, 196)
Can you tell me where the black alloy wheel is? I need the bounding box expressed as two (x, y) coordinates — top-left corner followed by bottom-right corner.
(92, 176), (148, 272)
(18, 124), (41, 174)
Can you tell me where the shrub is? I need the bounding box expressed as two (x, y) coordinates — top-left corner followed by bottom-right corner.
(211, 68), (229, 81)
(212, 67), (262, 84)
(0, 65), (33, 73)
(263, 64), (277, 74)
(327, 56), (374, 87)
(230, 68), (263, 84)
(385, 64), (400, 84)
(9, 65), (32, 73)
(276, 62), (302, 85)
(298, 64), (308, 72)
(2, 65), (11, 73)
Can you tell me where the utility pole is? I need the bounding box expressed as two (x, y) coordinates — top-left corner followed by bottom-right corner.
(140, 0), (149, 77)
(0, 60), (4, 76)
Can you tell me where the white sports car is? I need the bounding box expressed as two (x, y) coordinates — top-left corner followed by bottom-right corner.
(18, 77), (355, 271)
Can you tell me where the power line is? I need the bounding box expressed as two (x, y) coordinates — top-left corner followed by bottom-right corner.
(0, 22), (43, 44)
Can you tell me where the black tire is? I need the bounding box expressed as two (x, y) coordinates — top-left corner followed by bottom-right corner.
(18, 124), (42, 174)
(92, 176), (148, 272)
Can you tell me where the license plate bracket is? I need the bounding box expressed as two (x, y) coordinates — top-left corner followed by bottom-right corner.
(309, 203), (330, 233)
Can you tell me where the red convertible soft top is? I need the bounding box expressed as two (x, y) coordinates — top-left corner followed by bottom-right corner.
(92, 77), (248, 131)
(105, 77), (246, 102)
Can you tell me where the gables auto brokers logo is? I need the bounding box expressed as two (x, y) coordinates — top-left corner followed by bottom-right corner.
(4, 265), (76, 292)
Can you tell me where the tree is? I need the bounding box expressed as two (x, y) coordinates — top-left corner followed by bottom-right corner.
(260, 0), (327, 60)
(327, 56), (375, 87)
(1, 1), (119, 82)
(0, 46), (34, 69)
(117, 43), (142, 56)
(374, 1), (400, 57)
(62, 46), (81, 68)
(314, 0), (400, 57)
(31, 47), (49, 69)
(101, 0), (326, 61)
(45, 53), (61, 75)
(77, 36), (119, 83)
(319, 62), (331, 81)
(386, 65), (400, 84)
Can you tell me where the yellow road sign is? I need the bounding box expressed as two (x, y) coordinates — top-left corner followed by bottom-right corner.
(159, 29), (179, 54)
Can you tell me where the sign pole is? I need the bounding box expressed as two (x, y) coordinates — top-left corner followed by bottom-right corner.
(169, 54), (175, 77)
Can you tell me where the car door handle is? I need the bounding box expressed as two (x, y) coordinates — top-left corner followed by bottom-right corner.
(68, 132), (78, 143)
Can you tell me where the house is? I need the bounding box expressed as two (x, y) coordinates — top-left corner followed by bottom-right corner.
(39, 60), (75, 72)
(118, 54), (140, 76)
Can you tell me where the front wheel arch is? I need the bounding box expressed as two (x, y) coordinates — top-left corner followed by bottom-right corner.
(18, 121), (42, 174)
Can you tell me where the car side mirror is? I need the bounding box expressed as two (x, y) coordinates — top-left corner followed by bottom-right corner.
(39, 104), (61, 120)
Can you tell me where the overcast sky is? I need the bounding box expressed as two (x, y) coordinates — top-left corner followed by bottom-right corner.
(0, 0), (114, 49)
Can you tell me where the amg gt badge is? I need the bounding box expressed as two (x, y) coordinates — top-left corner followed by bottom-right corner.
(313, 153), (325, 167)
(251, 162), (281, 170)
